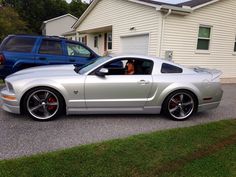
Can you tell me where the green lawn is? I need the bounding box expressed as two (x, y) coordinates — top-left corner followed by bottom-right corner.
(0, 79), (3, 84)
(0, 119), (235, 177)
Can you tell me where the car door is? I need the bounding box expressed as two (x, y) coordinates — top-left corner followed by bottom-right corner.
(35, 38), (67, 65)
(84, 58), (153, 108)
(65, 42), (94, 67)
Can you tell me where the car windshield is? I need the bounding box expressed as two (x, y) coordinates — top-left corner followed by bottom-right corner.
(77, 56), (111, 75)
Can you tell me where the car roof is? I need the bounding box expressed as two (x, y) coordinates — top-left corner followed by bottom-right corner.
(110, 54), (187, 69)
(5, 34), (87, 45)
(7, 34), (67, 40)
(111, 54), (174, 64)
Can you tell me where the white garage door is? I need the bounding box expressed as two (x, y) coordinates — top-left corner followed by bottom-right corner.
(121, 34), (149, 55)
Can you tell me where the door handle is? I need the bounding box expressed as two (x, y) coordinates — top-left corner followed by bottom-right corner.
(39, 57), (47, 61)
(138, 80), (150, 85)
(69, 59), (76, 62)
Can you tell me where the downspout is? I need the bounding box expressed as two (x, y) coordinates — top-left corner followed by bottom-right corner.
(159, 9), (172, 58)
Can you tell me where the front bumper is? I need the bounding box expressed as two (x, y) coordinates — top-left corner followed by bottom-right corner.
(0, 87), (20, 114)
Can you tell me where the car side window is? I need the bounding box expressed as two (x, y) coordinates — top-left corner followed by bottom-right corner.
(102, 58), (153, 75)
(67, 42), (91, 58)
(2, 36), (36, 53)
(161, 63), (183, 73)
(39, 39), (63, 55)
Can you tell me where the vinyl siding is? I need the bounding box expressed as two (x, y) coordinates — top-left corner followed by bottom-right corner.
(162, 0), (236, 78)
(45, 16), (77, 36)
(77, 0), (161, 56)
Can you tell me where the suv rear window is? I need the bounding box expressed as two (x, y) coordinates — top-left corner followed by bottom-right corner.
(39, 39), (63, 55)
(2, 36), (36, 52)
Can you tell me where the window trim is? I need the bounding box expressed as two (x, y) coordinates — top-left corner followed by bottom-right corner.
(89, 58), (154, 76)
(78, 35), (87, 46)
(233, 36), (236, 53)
(94, 36), (98, 48)
(161, 63), (183, 74)
(196, 25), (212, 53)
(107, 32), (112, 51)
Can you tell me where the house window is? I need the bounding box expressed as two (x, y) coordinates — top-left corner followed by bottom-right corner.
(197, 26), (211, 50)
(79, 36), (87, 46)
(107, 33), (112, 50)
(94, 36), (98, 48)
(234, 36), (236, 52)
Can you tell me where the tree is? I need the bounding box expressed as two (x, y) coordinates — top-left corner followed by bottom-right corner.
(0, 6), (29, 41)
(69, 0), (89, 17)
(1, 0), (89, 35)
(2, 0), (69, 34)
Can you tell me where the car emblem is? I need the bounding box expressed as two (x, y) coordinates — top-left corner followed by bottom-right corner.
(74, 90), (78, 94)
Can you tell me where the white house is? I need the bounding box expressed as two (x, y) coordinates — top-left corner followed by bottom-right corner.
(73, 0), (236, 82)
(61, 30), (77, 40)
(41, 14), (78, 37)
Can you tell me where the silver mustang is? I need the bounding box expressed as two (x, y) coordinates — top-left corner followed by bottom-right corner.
(1, 55), (223, 121)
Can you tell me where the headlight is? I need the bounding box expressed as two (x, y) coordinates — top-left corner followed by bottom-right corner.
(6, 82), (14, 93)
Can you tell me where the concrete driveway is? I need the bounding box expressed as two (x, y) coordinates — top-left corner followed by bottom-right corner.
(0, 84), (235, 160)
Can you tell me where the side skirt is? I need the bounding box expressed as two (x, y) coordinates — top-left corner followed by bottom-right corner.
(67, 106), (161, 115)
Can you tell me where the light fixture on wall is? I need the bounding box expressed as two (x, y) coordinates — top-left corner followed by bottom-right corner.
(129, 27), (136, 31)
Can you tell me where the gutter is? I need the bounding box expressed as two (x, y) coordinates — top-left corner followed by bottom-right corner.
(157, 5), (192, 58)
(160, 5), (192, 14)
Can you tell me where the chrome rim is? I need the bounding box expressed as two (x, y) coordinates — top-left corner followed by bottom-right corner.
(168, 92), (194, 120)
(27, 90), (59, 120)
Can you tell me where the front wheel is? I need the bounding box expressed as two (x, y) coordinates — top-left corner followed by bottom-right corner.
(23, 87), (64, 121)
(163, 90), (197, 120)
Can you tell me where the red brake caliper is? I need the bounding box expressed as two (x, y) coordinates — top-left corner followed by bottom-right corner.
(170, 96), (179, 108)
(47, 97), (57, 111)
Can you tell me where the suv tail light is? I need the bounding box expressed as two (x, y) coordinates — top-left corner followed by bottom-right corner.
(0, 54), (5, 65)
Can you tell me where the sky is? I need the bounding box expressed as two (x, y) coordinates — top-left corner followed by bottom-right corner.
(66, 0), (189, 5)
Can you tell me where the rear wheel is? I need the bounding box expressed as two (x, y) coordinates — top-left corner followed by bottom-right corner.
(163, 90), (197, 120)
(23, 87), (64, 121)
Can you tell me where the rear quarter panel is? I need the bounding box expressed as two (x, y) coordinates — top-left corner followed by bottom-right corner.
(146, 72), (221, 108)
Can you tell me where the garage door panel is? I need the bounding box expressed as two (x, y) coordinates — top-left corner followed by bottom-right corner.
(121, 34), (149, 55)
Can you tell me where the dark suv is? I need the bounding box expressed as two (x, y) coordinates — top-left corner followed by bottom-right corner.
(0, 35), (99, 79)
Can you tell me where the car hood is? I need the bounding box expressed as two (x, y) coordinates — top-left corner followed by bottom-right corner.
(7, 64), (78, 80)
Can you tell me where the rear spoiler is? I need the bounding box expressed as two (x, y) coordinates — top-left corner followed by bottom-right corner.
(193, 67), (223, 81)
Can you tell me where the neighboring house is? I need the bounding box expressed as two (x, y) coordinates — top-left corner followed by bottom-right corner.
(72, 0), (236, 81)
(41, 14), (78, 36)
(62, 30), (77, 40)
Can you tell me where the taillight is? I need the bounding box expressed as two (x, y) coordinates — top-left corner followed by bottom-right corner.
(0, 54), (5, 65)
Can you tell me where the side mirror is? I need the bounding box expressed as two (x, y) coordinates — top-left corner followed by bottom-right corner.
(95, 68), (108, 77)
(89, 53), (94, 59)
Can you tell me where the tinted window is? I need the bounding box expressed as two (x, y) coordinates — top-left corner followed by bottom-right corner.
(101, 59), (153, 75)
(2, 36), (35, 52)
(39, 39), (63, 55)
(67, 42), (91, 57)
(161, 63), (183, 73)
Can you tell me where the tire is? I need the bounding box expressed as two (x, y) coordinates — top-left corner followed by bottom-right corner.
(162, 90), (197, 121)
(22, 87), (64, 121)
